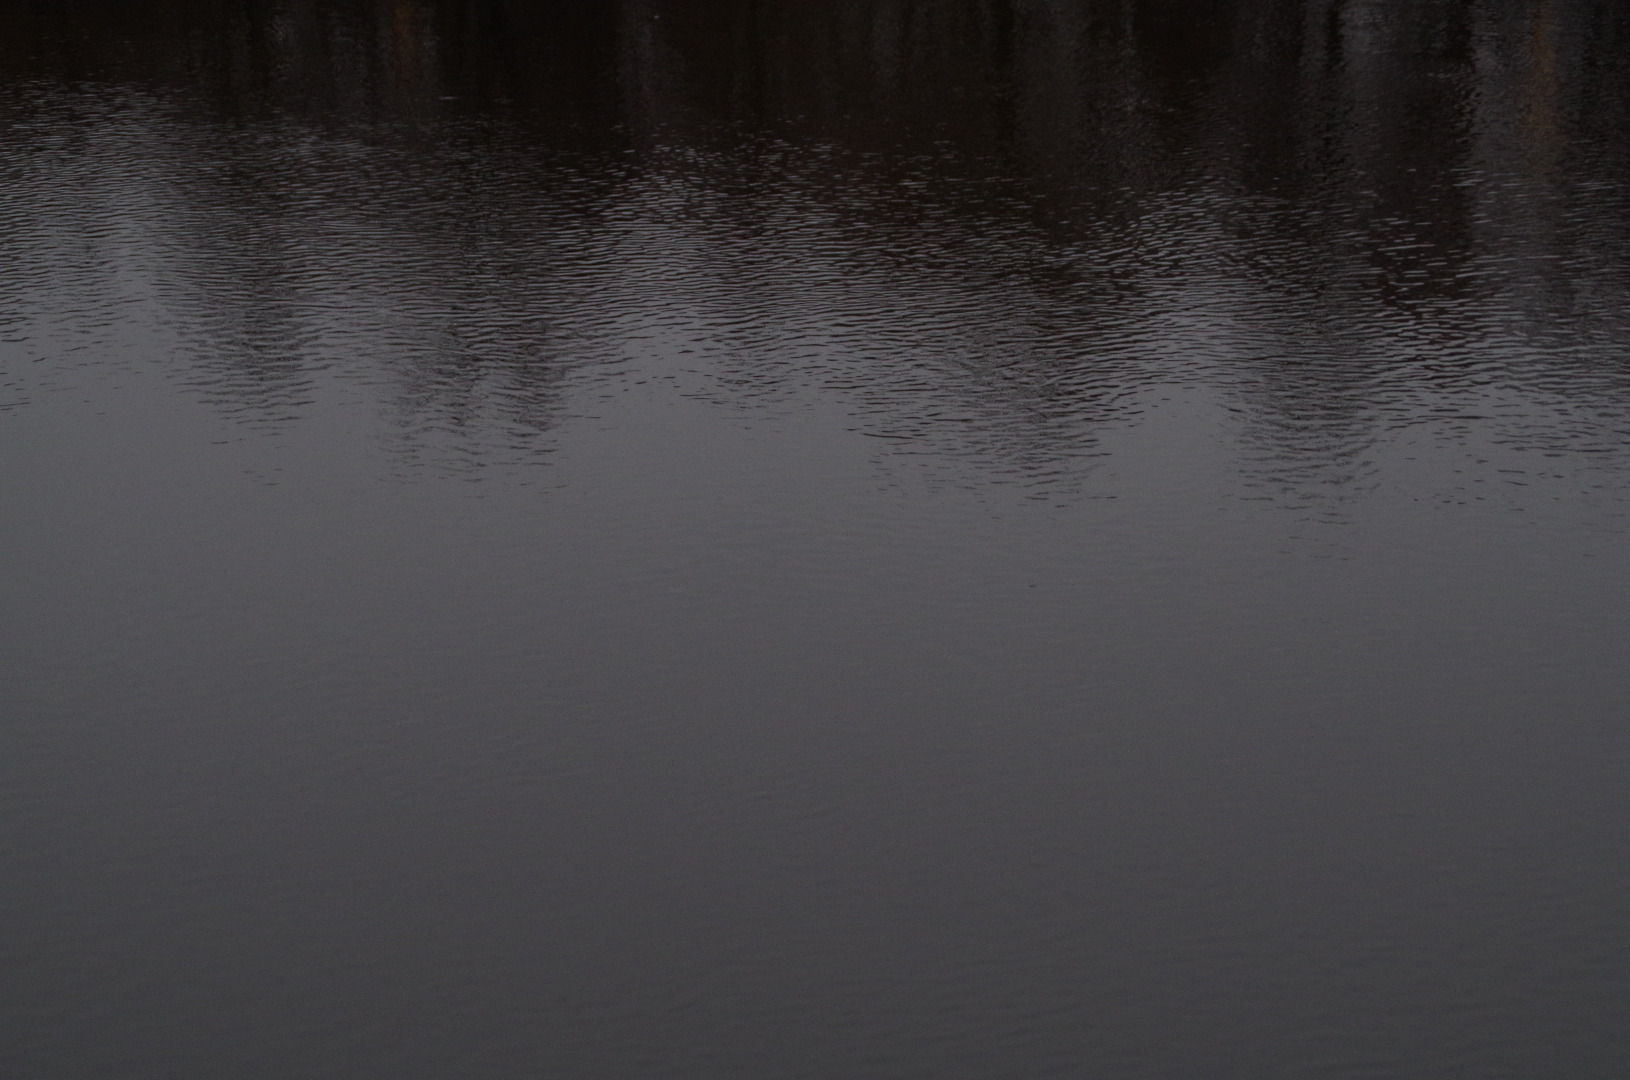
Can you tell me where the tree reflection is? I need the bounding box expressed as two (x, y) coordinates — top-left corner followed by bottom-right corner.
(2, 0), (1628, 489)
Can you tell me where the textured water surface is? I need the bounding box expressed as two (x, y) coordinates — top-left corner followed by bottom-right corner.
(3, 3), (1630, 1078)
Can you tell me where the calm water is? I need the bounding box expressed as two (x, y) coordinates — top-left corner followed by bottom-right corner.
(4, 2), (1630, 1077)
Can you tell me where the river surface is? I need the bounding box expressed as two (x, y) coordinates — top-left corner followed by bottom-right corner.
(3, 2), (1630, 1077)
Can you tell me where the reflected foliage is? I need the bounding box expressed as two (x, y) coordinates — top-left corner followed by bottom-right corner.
(3, 0), (1630, 489)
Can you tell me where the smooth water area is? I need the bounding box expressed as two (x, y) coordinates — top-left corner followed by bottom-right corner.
(3, 2), (1630, 1077)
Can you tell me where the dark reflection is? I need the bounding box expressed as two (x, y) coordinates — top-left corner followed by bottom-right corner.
(5, 0), (1630, 490)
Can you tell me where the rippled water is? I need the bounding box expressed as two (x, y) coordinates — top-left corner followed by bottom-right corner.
(4, 2), (1630, 1077)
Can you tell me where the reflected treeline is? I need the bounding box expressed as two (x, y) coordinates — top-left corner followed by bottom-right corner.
(3, 0), (1630, 491)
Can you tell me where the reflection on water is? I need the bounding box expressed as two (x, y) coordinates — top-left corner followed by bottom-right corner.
(5, 0), (1630, 492)
(4, 3), (1630, 1079)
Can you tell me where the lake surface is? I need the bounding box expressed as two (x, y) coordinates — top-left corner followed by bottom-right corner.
(3, 2), (1630, 1077)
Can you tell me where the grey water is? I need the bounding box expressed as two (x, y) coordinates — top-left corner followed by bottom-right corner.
(3, 1), (1630, 1076)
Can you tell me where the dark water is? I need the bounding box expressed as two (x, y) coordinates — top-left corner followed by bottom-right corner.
(4, 2), (1630, 1076)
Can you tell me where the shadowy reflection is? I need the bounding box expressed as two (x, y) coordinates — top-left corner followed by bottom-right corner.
(3, 0), (1629, 489)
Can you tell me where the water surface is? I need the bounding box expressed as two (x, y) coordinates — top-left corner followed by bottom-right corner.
(4, 2), (1630, 1077)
